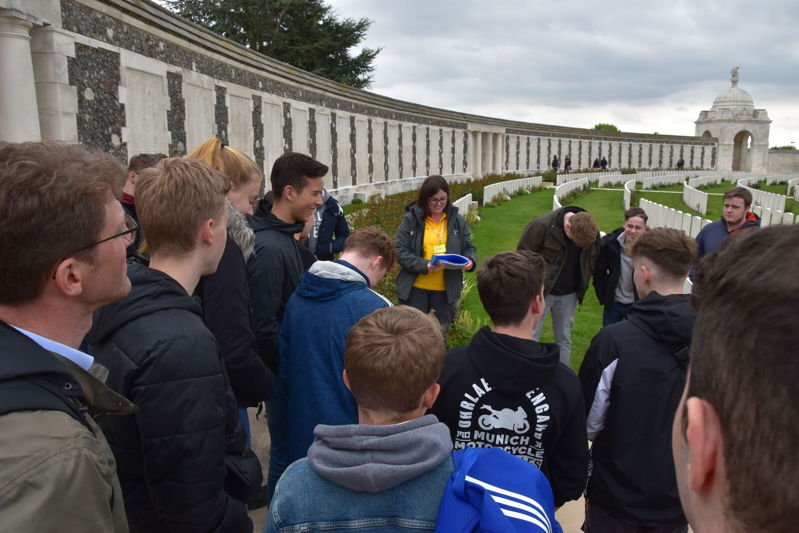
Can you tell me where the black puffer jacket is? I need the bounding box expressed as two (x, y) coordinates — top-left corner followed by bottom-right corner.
(87, 262), (260, 533)
(196, 205), (273, 407)
(578, 292), (694, 525)
(247, 199), (306, 372)
(593, 227), (624, 306)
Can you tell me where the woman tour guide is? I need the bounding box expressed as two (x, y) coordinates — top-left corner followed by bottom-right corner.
(395, 175), (477, 331)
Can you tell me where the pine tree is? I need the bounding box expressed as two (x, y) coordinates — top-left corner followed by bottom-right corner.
(167, 0), (380, 89)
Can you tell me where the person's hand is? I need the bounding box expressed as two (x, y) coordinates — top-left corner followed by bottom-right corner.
(427, 262), (443, 273)
(462, 259), (474, 271)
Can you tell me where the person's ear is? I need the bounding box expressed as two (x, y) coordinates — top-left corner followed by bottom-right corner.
(282, 185), (296, 202)
(639, 263), (651, 285)
(342, 369), (352, 392)
(531, 291), (545, 315)
(369, 255), (384, 271)
(420, 383), (440, 410)
(198, 218), (214, 246)
(685, 397), (723, 492)
(52, 258), (86, 297)
(128, 171), (138, 185)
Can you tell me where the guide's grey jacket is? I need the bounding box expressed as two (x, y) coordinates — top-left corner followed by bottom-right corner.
(395, 202), (477, 304)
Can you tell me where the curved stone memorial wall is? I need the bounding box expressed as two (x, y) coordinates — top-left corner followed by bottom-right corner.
(1, 0), (717, 199)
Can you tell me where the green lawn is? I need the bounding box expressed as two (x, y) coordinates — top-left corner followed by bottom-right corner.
(457, 188), (624, 373)
(451, 176), (794, 374)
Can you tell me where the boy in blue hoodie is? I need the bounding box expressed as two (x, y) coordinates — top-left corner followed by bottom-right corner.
(265, 226), (395, 500)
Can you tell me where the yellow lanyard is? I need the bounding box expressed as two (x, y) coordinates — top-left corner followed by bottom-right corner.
(427, 217), (445, 244)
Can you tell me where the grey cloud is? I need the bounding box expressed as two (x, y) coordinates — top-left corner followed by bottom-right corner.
(328, 0), (797, 138)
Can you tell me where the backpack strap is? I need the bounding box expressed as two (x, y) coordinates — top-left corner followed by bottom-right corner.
(0, 377), (94, 433)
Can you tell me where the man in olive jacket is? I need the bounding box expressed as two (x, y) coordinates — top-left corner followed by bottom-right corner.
(0, 142), (137, 532)
(517, 206), (600, 365)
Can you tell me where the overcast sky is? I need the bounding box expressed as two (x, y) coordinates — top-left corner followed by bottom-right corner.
(325, 0), (799, 147)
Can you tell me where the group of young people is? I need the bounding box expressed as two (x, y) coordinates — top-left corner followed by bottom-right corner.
(0, 140), (795, 533)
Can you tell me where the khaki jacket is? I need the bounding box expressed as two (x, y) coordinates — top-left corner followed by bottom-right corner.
(517, 207), (600, 303)
(0, 325), (136, 533)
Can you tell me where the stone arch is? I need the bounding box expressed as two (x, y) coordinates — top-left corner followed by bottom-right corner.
(702, 130), (712, 138)
(732, 130), (753, 171)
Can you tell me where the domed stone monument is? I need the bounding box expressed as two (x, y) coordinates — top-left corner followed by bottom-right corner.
(695, 67), (771, 172)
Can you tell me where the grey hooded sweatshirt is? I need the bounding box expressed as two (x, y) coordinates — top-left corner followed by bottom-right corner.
(308, 414), (452, 493)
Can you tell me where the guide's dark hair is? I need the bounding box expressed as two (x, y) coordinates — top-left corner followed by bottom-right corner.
(417, 175), (450, 216)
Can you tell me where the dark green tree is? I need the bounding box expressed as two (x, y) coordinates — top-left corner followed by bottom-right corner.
(593, 123), (620, 132)
(167, 0), (380, 89)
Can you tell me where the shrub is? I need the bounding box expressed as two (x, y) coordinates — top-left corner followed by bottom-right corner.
(446, 279), (480, 347)
(620, 168), (637, 174)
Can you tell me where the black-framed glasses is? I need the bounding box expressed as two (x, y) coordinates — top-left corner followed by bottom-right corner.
(428, 196), (448, 205)
(74, 214), (139, 253)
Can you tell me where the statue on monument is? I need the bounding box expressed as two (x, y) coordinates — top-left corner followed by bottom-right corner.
(730, 66), (739, 87)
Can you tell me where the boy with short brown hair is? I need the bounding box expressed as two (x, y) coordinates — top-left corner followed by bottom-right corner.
(674, 225), (799, 533)
(88, 157), (261, 533)
(267, 306), (453, 532)
(431, 250), (589, 508)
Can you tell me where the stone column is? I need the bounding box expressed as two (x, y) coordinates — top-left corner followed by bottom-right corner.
(483, 132), (493, 177)
(471, 131), (482, 178)
(0, 10), (41, 142)
(494, 133), (502, 173)
(31, 25), (77, 143)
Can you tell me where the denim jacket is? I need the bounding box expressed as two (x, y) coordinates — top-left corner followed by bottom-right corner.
(265, 415), (454, 532)
(265, 457), (454, 532)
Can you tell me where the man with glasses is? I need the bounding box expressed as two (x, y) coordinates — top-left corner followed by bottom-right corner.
(0, 141), (137, 532)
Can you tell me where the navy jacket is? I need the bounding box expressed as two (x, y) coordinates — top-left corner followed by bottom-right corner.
(312, 195), (350, 261)
(273, 260), (391, 467)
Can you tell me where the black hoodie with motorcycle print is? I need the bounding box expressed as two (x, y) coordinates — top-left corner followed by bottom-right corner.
(430, 326), (589, 507)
